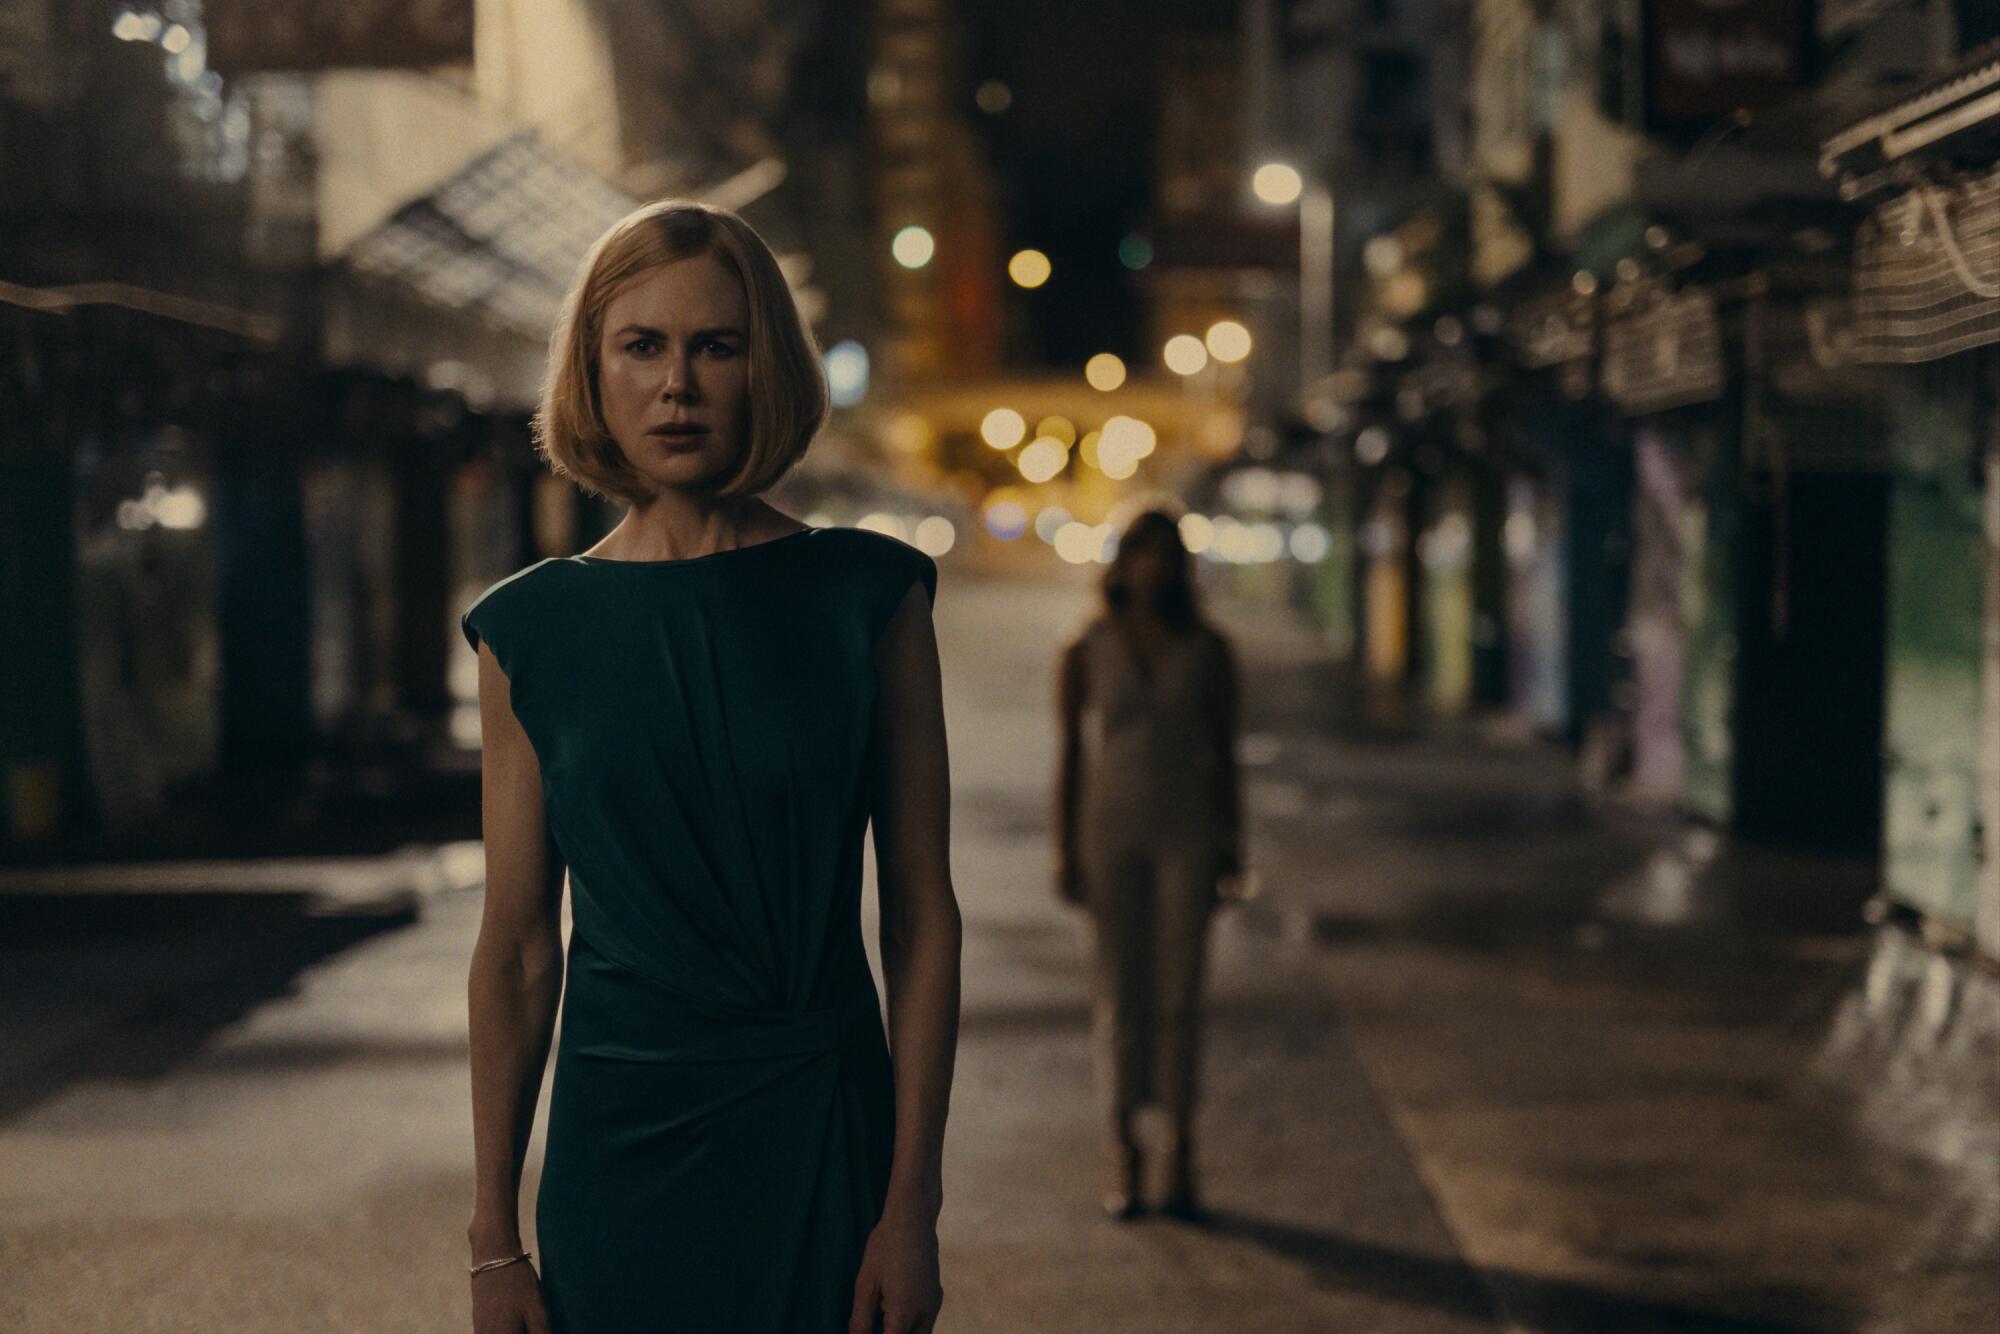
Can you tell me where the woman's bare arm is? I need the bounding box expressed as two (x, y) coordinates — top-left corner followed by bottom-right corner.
(849, 579), (958, 1330)
(1211, 630), (1243, 873)
(1052, 635), (1087, 903)
(465, 642), (567, 1261)
(866, 580), (963, 1223)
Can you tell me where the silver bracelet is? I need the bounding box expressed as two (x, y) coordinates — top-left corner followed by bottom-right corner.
(469, 1250), (531, 1277)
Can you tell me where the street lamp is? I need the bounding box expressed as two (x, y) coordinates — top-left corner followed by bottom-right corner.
(1252, 159), (1334, 393)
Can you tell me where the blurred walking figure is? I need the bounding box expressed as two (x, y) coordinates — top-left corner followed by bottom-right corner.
(1053, 507), (1244, 1223)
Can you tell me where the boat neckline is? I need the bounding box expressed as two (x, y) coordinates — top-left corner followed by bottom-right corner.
(566, 526), (824, 567)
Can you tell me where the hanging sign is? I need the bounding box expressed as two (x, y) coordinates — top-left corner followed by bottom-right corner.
(1647, 0), (1807, 128)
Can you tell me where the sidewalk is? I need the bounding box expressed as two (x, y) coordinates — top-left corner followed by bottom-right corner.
(1207, 596), (1998, 1333)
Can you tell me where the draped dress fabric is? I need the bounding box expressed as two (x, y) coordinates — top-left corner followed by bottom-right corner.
(460, 525), (938, 1334)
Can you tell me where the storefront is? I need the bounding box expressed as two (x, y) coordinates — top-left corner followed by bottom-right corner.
(1821, 49), (2000, 957)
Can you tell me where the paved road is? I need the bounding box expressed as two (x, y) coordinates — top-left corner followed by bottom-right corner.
(2, 565), (1992, 1332)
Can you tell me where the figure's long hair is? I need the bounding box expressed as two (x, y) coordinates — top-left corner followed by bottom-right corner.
(1100, 508), (1201, 630)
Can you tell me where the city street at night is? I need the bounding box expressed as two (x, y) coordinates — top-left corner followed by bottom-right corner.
(4, 2), (1997, 1332)
(4, 570), (1990, 1332)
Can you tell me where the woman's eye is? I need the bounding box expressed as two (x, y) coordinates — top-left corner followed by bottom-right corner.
(704, 339), (736, 356)
(625, 339), (655, 354)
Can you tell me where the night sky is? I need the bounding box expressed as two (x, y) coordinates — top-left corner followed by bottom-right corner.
(953, 0), (1234, 369)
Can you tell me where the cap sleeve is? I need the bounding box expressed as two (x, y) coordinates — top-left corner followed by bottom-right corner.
(901, 542), (938, 609)
(460, 601), (490, 655)
(856, 531), (938, 649)
(460, 561), (550, 674)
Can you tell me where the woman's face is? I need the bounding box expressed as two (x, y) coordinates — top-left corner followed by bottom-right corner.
(1121, 532), (1177, 597)
(596, 252), (753, 495)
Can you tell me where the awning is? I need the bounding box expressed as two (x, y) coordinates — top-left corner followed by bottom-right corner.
(1848, 166), (2000, 363)
(340, 131), (639, 340)
(1820, 40), (2000, 178)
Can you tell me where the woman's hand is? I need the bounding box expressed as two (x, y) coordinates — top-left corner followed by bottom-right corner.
(849, 1202), (943, 1334)
(469, 1257), (553, 1333)
(1212, 846), (1249, 908)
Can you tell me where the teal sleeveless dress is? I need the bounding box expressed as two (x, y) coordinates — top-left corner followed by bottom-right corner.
(460, 525), (938, 1333)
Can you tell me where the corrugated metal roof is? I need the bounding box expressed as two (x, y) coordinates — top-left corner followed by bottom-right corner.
(342, 131), (638, 339)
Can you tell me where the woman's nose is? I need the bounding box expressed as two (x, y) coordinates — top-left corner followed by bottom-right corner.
(659, 353), (696, 400)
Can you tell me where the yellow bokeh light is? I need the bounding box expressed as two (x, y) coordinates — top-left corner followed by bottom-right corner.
(913, 515), (956, 555)
(1163, 334), (1207, 375)
(980, 407), (1026, 449)
(1034, 415), (1076, 447)
(1100, 414), (1157, 459)
(892, 226), (935, 269)
(1016, 437), (1069, 484)
(1084, 352), (1126, 391)
(1053, 521), (1098, 563)
(1096, 415), (1156, 480)
(884, 413), (933, 454)
(1008, 249), (1052, 288)
(1099, 450), (1138, 481)
(1205, 320), (1252, 363)
(1252, 161), (1303, 206)
(1077, 428), (1102, 470)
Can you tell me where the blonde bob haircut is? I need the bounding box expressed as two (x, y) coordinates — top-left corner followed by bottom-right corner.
(535, 200), (828, 504)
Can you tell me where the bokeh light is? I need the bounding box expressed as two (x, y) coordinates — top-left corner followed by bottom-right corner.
(891, 226), (935, 268)
(1096, 415), (1157, 477)
(1008, 249), (1051, 288)
(1016, 436), (1069, 483)
(984, 496), (1029, 540)
(974, 79), (1012, 114)
(1077, 428), (1102, 470)
(1252, 161), (1303, 205)
(824, 340), (869, 407)
(912, 515), (956, 555)
(1084, 352), (1126, 391)
(1053, 521), (1110, 564)
(1204, 320), (1252, 363)
(1288, 522), (1332, 563)
(1163, 334), (1207, 375)
(980, 407), (1026, 449)
(884, 413), (932, 454)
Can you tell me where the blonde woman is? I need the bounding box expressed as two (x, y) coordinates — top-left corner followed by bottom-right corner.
(462, 201), (958, 1333)
(1053, 507), (1242, 1223)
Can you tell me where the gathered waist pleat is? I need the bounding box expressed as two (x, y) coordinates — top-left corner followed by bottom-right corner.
(560, 928), (882, 1065)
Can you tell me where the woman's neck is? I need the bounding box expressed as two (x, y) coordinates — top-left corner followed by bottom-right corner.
(603, 498), (788, 560)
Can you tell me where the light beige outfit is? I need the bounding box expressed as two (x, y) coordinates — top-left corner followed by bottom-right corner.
(1073, 615), (1233, 1130)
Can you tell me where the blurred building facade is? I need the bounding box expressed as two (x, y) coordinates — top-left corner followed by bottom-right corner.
(1187, 0), (1996, 970)
(0, 0), (881, 853)
(1121, 0), (1997, 1203)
